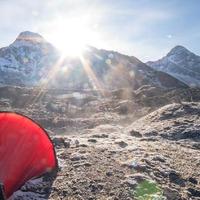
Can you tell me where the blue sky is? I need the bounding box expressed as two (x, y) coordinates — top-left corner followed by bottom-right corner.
(0, 0), (200, 61)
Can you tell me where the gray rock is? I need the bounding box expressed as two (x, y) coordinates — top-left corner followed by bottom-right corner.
(152, 155), (166, 163)
(70, 154), (87, 162)
(124, 179), (137, 188)
(188, 187), (200, 197)
(130, 130), (142, 138)
(116, 141), (128, 148)
(88, 139), (97, 143)
(163, 187), (181, 200)
(106, 171), (113, 177)
(169, 171), (185, 186)
(52, 137), (70, 148)
(188, 177), (198, 185)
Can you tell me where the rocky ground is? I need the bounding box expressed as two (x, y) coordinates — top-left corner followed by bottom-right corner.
(0, 86), (200, 200)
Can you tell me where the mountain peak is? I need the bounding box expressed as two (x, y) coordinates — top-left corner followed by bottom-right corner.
(172, 45), (187, 50)
(16, 31), (44, 42)
(10, 31), (49, 48)
(10, 31), (47, 48)
(147, 45), (200, 87)
(167, 45), (191, 56)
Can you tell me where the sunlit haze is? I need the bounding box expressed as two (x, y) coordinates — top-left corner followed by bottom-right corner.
(45, 16), (101, 57)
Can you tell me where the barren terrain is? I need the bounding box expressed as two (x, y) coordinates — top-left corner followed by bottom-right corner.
(1, 86), (199, 200)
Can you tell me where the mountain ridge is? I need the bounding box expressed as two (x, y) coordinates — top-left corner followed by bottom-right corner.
(0, 31), (188, 90)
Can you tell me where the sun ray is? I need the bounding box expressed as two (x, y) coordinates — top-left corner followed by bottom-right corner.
(26, 55), (68, 108)
(79, 55), (105, 97)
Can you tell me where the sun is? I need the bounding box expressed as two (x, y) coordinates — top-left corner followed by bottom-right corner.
(45, 17), (100, 57)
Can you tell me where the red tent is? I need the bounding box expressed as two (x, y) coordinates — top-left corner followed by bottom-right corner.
(0, 112), (57, 198)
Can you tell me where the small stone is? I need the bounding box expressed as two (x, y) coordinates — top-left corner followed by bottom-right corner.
(84, 162), (92, 167)
(192, 143), (200, 149)
(72, 186), (77, 191)
(74, 139), (79, 147)
(73, 163), (83, 168)
(70, 154), (87, 161)
(188, 177), (198, 185)
(132, 163), (147, 172)
(79, 144), (88, 147)
(89, 184), (98, 193)
(152, 155), (166, 163)
(124, 179), (137, 188)
(63, 141), (70, 148)
(163, 187), (181, 200)
(97, 183), (104, 190)
(130, 130), (142, 138)
(144, 131), (158, 137)
(109, 150), (117, 154)
(60, 190), (68, 197)
(88, 139), (97, 143)
(106, 171), (113, 177)
(124, 161), (147, 172)
(52, 137), (70, 148)
(169, 171), (185, 186)
(188, 188), (200, 197)
(116, 141), (128, 148)
(109, 191), (115, 196)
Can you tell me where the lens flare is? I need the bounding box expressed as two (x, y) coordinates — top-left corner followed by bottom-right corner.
(45, 17), (100, 57)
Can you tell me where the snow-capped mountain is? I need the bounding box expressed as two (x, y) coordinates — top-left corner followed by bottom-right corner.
(147, 45), (200, 87)
(0, 31), (187, 90)
(0, 31), (58, 86)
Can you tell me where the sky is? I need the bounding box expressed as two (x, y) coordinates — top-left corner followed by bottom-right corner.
(0, 0), (200, 61)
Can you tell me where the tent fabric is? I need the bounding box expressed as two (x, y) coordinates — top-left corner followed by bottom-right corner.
(0, 112), (57, 198)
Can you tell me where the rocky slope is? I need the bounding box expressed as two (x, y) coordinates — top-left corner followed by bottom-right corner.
(147, 46), (200, 87)
(9, 102), (200, 200)
(127, 103), (200, 140)
(0, 31), (187, 90)
(0, 86), (199, 199)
